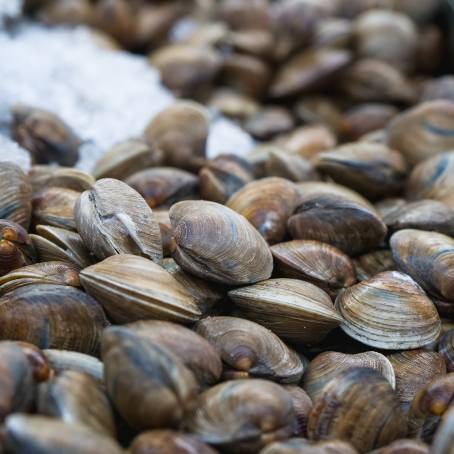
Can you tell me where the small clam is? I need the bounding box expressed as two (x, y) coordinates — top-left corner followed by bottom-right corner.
(307, 367), (406, 452)
(439, 329), (454, 372)
(303, 351), (396, 402)
(229, 278), (342, 344)
(37, 370), (116, 437)
(144, 101), (210, 171)
(0, 161), (32, 229)
(0, 284), (108, 354)
(3, 414), (124, 454)
(30, 224), (93, 268)
(196, 316), (304, 384)
(209, 89), (259, 121)
(260, 439), (358, 454)
(226, 29), (274, 59)
(199, 154), (255, 204)
(390, 229), (454, 301)
(314, 17), (354, 49)
(284, 386), (313, 438)
(388, 350), (447, 411)
(185, 379), (294, 453)
(126, 320), (222, 388)
(313, 143), (408, 200)
(294, 96), (343, 134)
(336, 271), (441, 350)
(11, 104), (81, 166)
(75, 178), (163, 262)
(125, 167), (199, 209)
(170, 200), (273, 285)
(92, 138), (162, 180)
(218, 0), (271, 31)
(32, 186), (80, 230)
(102, 326), (198, 430)
(0, 261), (80, 295)
(245, 107), (295, 141)
(0, 220), (35, 277)
(29, 165), (95, 192)
(271, 240), (357, 297)
(80, 254), (202, 324)
(226, 177), (300, 244)
(353, 249), (396, 281)
(387, 101), (454, 165)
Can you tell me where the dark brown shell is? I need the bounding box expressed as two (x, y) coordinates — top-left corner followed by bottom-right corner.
(353, 249), (396, 281)
(284, 386), (313, 438)
(245, 107), (295, 140)
(439, 329), (454, 372)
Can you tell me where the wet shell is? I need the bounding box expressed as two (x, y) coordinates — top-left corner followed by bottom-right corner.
(170, 200), (273, 285)
(29, 165), (95, 192)
(390, 229), (454, 301)
(226, 177), (300, 244)
(303, 351), (396, 402)
(75, 178), (163, 262)
(0, 162), (32, 229)
(271, 240), (357, 297)
(387, 101), (454, 165)
(102, 326), (198, 430)
(80, 254), (202, 324)
(185, 379), (294, 453)
(354, 249), (396, 281)
(196, 316), (304, 384)
(307, 367), (406, 452)
(0, 284), (108, 354)
(229, 278), (342, 344)
(336, 271), (441, 350)
(439, 329), (454, 372)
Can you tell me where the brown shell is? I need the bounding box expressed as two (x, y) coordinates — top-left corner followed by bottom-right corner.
(170, 200), (273, 285)
(284, 386), (313, 438)
(354, 249), (396, 281)
(390, 229), (454, 301)
(29, 165), (94, 192)
(226, 177), (300, 244)
(439, 329), (454, 372)
(337, 271), (441, 350)
(229, 278), (342, 344)
(376, 439), (430, 454)
(196, 316), (304, 384)
(15, 341), (50, 382)
(432, 404), (454, 454)
(155, 210), (173, 258)
(0, 284), (108, 354)
(260, 439), (358, 454)
(80, 254), (202, 324)
(245, 107), (295, 141)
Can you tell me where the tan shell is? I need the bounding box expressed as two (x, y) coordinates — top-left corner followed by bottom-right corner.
(229, 278), (342, 344)
(303, 351), (396, 402)
(336, 271), (441, 350)
(29, 165), (95, 192)
(75, 178), (163, 262)
(196, 316), (304, 384)
(80, 254), (202, 324)
(170, 200), (273, 285)
(226, 177), (300, 244)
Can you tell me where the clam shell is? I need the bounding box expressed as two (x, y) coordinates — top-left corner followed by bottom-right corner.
(245, 107), (295, 141)
(354, 249), (396, 281)
(170, 200), (273, 285)
(377, 439), (430, 454)
(29, 165), (95, 192)
(432, 403), (454, 454)
(260, 439), (358, 454)
(336, 271), (441, 350)
(439, 329), (454, 372)
(284, 386), (313, 438)
(229, 278), (342, 344)
(80, 254), (202, 324)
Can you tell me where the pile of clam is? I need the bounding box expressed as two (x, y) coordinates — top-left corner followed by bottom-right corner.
(1, 0), (454, 453)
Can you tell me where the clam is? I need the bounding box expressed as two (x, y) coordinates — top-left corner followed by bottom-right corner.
(307, 367), (406, 452)
(125, 167), (199, 209)
(185, 379), (294, 453)
(336, 271), (441, 350)
(37, 370), (116, 437)
(170, 200), (273, 285)
(196, 316), (304, 384)
(130, 430), (217, 454)
(0, 261), (80, 295)
(354, 249), (396, 281)
(373, 439), (429, 454)
(314, 17), (354, 49)
(245, 107), (295, 141)
(11, 104), (81, 166)
(288, 187), (387, 256)
(388, 350), (447, 411)
(126, 320), (222, 387)
(0, 220), (36, 277)
(387, 101), (454, 165)
(75, 178), (163, 262)
(32, 186), (80, 230)
(225, 29), (274, 59)
(29, 165), (95, 192)
(154, 210), (173, 257)
(144, 101), (210, 171)
(260, 439), (358, 454)
(269, 49), (352, 99)
(218, 0), (271, 31)
(3, 414), (124, 454)
(30, 224), (93, 268)
(303, 351), (396, 402)
(284, 386), (313, 438)
(294, 96), (343, 134)
(439, 329), (454, 372)
(92, 138), (163, 180)
(226, 177), (300, 244)
(229, 278), (342, 344)
(199, 154), (255, 204)
(271, 240), (357, 297)
(422, 76), (454, 103)
(0, 161), (32, 229)
(209, 89), (259, 121)
(313, 143), (408, 200)
(0, 284), (108, 354)
(80, 254), (202, 324)
(102, 326), (198, 430)
(432, 404), (454, 454)
(390, 229), (454, 301)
